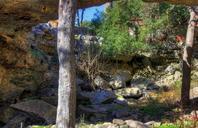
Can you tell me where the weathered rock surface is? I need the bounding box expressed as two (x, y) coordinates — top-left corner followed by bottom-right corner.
(10, 100), (56, 124)
(108, 70), (132, 89)
(79, 90), (116, 105)
(130, 78), (159, 91)
(0, 32), (48, 102)
(0, 107), (16, 124)
(2, 115), (28, 128)
(190, 87), (198, 99)
(125, 120), (149, 128)
(94, 75), (109, 89)
(114, 88), (143, 98)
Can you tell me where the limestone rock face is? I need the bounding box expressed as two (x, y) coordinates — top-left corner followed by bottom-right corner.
(0, 33), (47, 102)
(0, 66), (24, 101)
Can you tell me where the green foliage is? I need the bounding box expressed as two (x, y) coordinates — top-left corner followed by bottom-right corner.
(155, 119), (196, 128)
(157, 123), (180, 128)
(31, 125), (54, 128)
(98, 0), (150, 57)
(140, 100), (171, 117)
(81, 10), (103, 34)
(95, 1), (188, 57)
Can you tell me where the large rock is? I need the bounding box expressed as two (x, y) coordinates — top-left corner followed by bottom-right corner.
(114, 70), (132, 82)
(94, 76), (109, 89)
(114, 87), (143, 98)
(130, 78), (159, 91)
(79, 90), (116, 105)
(109, 70), (131, 89)
(10, 100), (56, 124)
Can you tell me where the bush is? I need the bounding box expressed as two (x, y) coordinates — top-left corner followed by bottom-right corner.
(98, 0), (150, 57)
(86, 1), (189, 58)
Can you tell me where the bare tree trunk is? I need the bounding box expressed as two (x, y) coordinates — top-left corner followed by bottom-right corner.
(56, 0), (77, 128)
(80, 9), (85, 25)
(181, 7), (197, 107)
(77, 10), (81, 27)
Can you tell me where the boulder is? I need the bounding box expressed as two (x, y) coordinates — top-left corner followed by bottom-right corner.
(10, 100), (56, 124)
(94, 76), (109, 89)
(114, 70), (132, 82)
(79, 90), (116, 105)
(130, 78), (157, 90)
(112, 119), (126, 125)
(109, 79), (126, 90)
(109, 70), (131, 89)
(114, 88), (143, 98)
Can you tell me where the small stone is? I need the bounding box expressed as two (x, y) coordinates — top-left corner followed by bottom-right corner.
(190, 110), (198, 116)
(190, 87), (198, 99)
(125, 120), (149, 128)
(174, 71), (182, 80)
(119, 125), (129, 128)
(114, 87), (143, 98)
(165, 65), (175, 74)
(112, 119), (125, 125)
(107, 124), (119, 128)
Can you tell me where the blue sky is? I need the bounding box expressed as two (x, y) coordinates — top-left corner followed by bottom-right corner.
(78, 5), (104, 21)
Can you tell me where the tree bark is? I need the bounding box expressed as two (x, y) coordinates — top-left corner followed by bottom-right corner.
(56, 0), (77, 128)
(181, 7), (197, 107)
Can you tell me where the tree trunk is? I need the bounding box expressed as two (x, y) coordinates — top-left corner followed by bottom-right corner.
(181, 7), (197, 107)
(56, 0), (77, 128)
